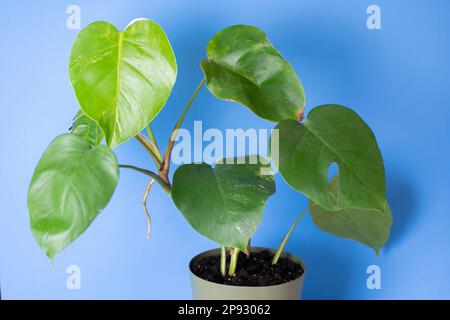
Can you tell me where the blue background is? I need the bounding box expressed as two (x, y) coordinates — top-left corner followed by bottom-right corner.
(1, 0), (449, 299)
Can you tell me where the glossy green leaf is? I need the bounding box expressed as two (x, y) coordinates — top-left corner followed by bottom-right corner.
(309, 175), (392, 253)
(28, 134), (119, 259)
(201, 25), (305, 122)
(171, 156), (275, 250)
(71, 112), (104, 146)
(69, 19), (177, 148)
(272, 105), (386, 212)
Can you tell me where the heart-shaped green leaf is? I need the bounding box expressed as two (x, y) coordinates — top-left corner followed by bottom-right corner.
(272, 105), (386, 212)
(69, 19), (177, 148)
(171, 156), (275, 250)
(309, 175), (392, 254)
(71, 112), (104, 146)
(28, 134), (119, 259)
(201, 25), (305, 122)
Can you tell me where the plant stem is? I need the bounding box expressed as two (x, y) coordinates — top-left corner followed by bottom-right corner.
(228, 248), (240, 276)
(146, 125), (163, 167)
(135, 134), (163, 169)
(160, 77), (206, 180)
(119, 164), (171, 194)
(220, 245), (227, 278)
(142, 179), (155, 240)
(272, 207), (309, 265)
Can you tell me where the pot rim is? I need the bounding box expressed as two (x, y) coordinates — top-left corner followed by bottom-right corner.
(189, 246), (306, 289)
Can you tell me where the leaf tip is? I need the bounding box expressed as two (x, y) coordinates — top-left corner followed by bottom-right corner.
(235, 241), (249, 253)
(296, 108), (305, 122)
(375, 248), (381, 257)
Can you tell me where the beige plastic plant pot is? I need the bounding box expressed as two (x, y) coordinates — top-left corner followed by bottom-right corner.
(189, 247), (306, 300)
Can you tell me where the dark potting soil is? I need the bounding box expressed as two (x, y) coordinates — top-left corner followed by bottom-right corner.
(190, 250), (304, 287)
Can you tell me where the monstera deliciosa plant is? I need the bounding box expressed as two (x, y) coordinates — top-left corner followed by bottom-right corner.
(28, 19), (391, 280)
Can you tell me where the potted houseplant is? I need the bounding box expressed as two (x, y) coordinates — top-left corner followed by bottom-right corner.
(28, 19), (392, 300)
